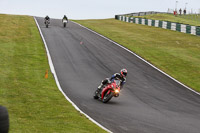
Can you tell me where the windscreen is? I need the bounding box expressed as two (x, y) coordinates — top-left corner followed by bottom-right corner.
(114, 79), (121, 87)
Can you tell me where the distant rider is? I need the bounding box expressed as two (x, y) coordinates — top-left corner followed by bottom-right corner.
(44, 15), (50, 24)
(62, 15), (68, 22)
(97, 69), (127, 92)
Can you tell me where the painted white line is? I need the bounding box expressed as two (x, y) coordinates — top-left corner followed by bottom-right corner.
(34, 17), (112, 133)
(72, 21), (200, 96)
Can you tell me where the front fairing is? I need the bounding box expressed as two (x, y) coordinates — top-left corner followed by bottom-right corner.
(63, 20), (68, 23)
(101, 80), (121, 99)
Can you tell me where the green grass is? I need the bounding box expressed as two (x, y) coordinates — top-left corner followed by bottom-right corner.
(0, 14), (106, 133)
(135, 13), (200, 26)
(73, 19), (200, 92)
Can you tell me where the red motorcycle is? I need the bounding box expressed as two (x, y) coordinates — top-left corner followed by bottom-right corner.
(94, 79), (121, 103)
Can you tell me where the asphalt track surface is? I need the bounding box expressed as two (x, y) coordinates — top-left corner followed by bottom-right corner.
(36, 17), (200, 133)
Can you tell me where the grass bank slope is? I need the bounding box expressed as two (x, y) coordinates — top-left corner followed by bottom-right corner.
(0, 14), (106, 133)
(136, 14), (200, 26)
(74, 19), (200, 92)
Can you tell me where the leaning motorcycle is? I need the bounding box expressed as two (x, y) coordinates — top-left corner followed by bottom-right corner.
(94, 79), (121, 103)
(45, 19), (50, 28)
(63, 20), (68, 27)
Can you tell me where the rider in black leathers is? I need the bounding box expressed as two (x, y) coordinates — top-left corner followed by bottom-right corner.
(62, 15), (68, 22)
(97, 69), (127, 92)
(44, 15), (50, 24)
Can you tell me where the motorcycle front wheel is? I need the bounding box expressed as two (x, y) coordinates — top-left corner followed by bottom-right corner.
(102, 90), (113, 103)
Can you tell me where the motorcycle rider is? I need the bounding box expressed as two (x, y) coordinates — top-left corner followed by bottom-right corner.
(44, 15), (50, 24)
(97, 69), (127, 92)
(62, 15), (68, 22)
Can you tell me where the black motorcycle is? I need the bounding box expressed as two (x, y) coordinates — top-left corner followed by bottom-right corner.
(44, 19), (50, 28)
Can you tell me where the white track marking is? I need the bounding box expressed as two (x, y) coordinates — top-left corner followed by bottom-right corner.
(72, 21), (200, 96)
(34, 17), (112, 133)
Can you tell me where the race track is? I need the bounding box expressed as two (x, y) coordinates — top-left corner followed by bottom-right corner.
(36, 17), (200, 133)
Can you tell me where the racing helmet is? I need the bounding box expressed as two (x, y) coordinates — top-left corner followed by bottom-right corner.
(120, 69), (127, 77)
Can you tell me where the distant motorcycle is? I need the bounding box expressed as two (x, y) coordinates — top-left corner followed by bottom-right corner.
(63, 19), (68, 27)
(44, 19), (50, 28)
(94, 79), (121, 103)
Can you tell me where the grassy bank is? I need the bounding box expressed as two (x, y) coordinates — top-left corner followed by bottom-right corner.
(0, 14), (106, 133)
(136, 14), (200, 26)
(74, 19), (200, 92)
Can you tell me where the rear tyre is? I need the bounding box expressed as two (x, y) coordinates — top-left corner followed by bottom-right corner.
(46, 24), (48, 28)
(93, 90), (99, 99)
(0, 106), (9, 133)
(64, 23), (66, 27)
(102, 91), (113, 103)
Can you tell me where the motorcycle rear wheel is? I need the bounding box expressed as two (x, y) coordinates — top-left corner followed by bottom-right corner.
(93, 90), (99, 99)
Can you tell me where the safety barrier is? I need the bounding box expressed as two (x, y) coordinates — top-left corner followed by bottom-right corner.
(115, 15), (200, 36)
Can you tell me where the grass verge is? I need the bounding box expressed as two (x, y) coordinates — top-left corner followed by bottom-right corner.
(0, 14), (106, 133)
(73, 18), (200, 92)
